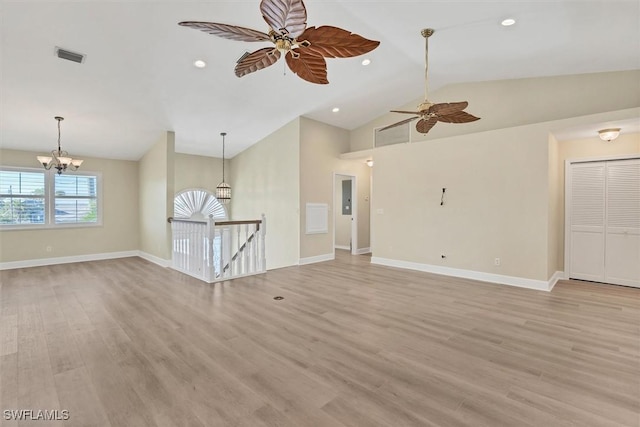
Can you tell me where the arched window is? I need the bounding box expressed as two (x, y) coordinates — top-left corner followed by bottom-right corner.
(173, 188), (228, 220)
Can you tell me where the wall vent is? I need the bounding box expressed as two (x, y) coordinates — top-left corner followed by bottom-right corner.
(55, 47), (85, 64)
(374, 121), (410, 148)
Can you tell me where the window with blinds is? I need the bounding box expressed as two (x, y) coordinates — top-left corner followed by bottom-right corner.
(0, 170), (46, 225)
(0, 167), (100, 228)
(54, 174), (98, 224)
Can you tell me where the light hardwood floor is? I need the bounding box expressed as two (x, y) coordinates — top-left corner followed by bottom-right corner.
(1, 251), (639, 426)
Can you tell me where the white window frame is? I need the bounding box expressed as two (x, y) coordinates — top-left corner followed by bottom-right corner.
(0, 166), (103, 230)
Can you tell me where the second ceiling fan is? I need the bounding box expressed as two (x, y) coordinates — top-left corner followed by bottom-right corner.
(380, 29), (480, 134)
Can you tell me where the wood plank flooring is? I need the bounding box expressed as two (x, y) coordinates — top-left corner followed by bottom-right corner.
(0, 251), (638, 426)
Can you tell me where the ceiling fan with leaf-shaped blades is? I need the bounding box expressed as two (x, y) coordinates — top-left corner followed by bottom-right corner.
(380, 28), (480, 134)
(179, 0), (380, 84)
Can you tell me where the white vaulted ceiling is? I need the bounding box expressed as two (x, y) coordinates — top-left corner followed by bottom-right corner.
(1, 1), (638, 160)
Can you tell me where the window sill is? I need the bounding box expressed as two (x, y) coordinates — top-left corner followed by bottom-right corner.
(0, 222), (103, 232)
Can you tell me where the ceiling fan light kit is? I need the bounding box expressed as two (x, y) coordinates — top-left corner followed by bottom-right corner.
(179, 0), (380, 84)
(380, 28), (480, 135)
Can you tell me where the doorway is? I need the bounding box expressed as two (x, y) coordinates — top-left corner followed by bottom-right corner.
(334, 173), (357, 255)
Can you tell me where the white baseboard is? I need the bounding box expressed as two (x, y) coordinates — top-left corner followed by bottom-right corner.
(137, 251), (171, 268)
(299, 253), (335, 265)
(370, 257), (558, 292)
(356, 247), (372, 255)
(548, 271), (565, 291)
(0, 250), (139, 271)
(334, 245), (351, 251)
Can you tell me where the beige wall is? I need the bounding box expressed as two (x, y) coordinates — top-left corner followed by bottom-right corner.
(552, 131), (640, 273)
(174, 152), (229, 217)
(334, 176), (352, 248)
(300, 117), (371, 259)
(0, 149), (139, 262)
(370, 124), (550, 281)
(174, 153), (227, 195)
(547, 134), (562, 277)
(351, 70), (640, 152)
(138, 131), (175, 261)
(229, 119), (300, 270)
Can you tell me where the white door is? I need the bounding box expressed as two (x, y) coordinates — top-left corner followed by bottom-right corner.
(569, 162), (606, 282)
(604, 159), (640, 287)
(568, 159), (640, 288)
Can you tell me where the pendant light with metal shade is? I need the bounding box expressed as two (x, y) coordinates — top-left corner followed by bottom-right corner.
(216, 132), (231, 204)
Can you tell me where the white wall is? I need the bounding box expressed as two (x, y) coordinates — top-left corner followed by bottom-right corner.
(0, 148), (139, 263)
(138, 131), (174, 262)
(229, 119), (300, 270)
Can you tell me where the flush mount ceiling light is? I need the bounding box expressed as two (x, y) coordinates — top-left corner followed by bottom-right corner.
(215, 132), (231, 204)
(332, 107), (340, 113)
(37, 116), (83, 175)
(598, 128), (621, 142)
(361, 58), (371, 66)
(501, 18), (516, 26)
(193, 59), (207, 68)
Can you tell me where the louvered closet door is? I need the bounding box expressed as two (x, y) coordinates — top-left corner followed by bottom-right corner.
(569, 162), (606, 282)
(605, 159), (640, 287)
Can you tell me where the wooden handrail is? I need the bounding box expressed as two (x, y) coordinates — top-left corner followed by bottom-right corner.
(215, 220), (261, 231)
(214, 220), (262, 226)
(167, 217), (207, 224)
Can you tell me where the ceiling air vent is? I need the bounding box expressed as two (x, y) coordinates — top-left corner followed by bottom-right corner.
(55, 47), (86, 64)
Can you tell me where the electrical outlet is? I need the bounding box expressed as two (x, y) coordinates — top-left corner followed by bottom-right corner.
(494, 257), (501, 266)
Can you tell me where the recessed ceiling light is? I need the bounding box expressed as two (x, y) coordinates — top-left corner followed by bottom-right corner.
(332, 107), (340, 113)
(501, 18), (516, 26)
(361, 58), (371, 66)
(193, 60), (207, 68)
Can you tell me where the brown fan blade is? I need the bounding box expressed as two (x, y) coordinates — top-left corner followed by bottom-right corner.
(178, 22), (271, 42)
(235, 48), (281, 77)
(378, 116), (420, 132)
(285, 49), (328, 84)
(260, 0), (307, 38)
(428, 101), (468, 116)
(437, 110), (480, 124)
(416, 117), (438, 134)
(391, 110), (422, 115)
(298, 26), (380, 58)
